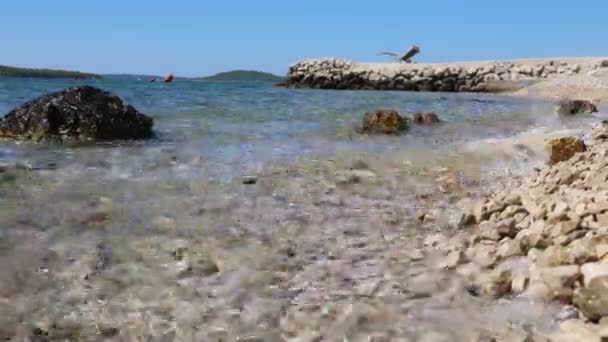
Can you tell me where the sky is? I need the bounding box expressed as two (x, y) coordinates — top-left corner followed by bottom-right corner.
(1, 1), (607, 77)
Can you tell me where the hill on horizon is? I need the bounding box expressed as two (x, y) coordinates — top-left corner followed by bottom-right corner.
(198, 70), (284, 82)
(0, 65), (101, 79)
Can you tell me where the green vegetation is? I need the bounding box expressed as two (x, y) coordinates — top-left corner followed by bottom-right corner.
(199, 70), (284, 82)
(0, 65), (101, 79)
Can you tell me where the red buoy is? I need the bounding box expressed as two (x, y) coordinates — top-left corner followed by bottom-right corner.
(164, 73), (174, 83)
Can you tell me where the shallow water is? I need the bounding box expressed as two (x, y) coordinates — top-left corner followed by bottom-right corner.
(0, 77), (605, 340)
(0, 76), (572, 180)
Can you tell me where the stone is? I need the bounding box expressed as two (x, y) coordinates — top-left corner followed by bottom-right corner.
(0, 86), (154, 142)
(412, 112), (440, 125)
(479, 221), (501, 241)
(511, 273), (530, 294)
(574, 276), (608, 321)
(359, 109), (409, 134)
(548, 220), (580, 238)
(556, 100), (598, 115)
(497, 238), (523, 259)
(529, 265), (581, 302)
(470, 243), (498, 267)
(537, 245), (575, 266)
(545, 137), (586, 165)
(242, 176), (258, 185)
(581, 263), (608, 287)
(477, 269), (512, 298)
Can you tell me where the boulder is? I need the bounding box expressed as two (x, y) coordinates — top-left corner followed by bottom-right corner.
(557, 100), (598, 115)
(545, 137), (586, 165)
(359, 109), (409, 134)
(413, 112), (440, 125)
(0, 86), (154, 142)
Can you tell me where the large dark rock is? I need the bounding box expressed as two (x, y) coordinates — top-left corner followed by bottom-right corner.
(556, 100), (598, 115)
(0, 86), (154, 142)
(359, 110), (409, 134)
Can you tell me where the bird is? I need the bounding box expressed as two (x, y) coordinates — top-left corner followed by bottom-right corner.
(377, 45), (421, 63)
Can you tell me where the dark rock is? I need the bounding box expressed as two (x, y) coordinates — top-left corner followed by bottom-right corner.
(359, 110), (409, 134)
(413, 112), (440, 125)
(242, 176), (258, 185)
(0, 86), (154, 142)
(556, 100), (598, 115)
(600, 60), (608, 68)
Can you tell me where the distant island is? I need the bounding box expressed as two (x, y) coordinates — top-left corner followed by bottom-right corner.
(0, 65), (101, 79)
(199, 70), (284, 82)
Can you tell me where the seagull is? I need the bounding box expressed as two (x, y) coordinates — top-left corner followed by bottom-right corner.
(377, 45), (421, 63)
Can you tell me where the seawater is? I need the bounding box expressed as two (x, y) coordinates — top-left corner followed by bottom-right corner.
(0, 76), (568, 181)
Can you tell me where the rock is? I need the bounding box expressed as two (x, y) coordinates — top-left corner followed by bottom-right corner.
(497, 238), (523, 259)
(470, 243), (498, 267)
(536, 245), (574, 266)
(556, 100), (598, 115)
(412, 112), (440, 125)
(574, 276), (608, 321)
(359, 109), (409, 134)
(545, 137), (586, 165)
(477, 269), (512, 298)
(581, 263), (608, 287)
(548, 220), (580, 238)
(0, 86), (154, 142)
(529, 265), (580, 302)
(511, 273), (530, 294)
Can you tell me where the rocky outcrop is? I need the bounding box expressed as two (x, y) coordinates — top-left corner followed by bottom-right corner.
(359, 110), (409, 134)
(282, 58), (604, 93)
(457, 122), (608, 336)
(0, 86), (154, 142)
(557, 100), (598, 115)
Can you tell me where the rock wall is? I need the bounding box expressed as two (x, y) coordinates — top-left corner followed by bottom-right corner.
(282, 58), (605, 92)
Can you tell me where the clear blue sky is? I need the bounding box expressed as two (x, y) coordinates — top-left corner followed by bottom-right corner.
(1, 1), (607, 77)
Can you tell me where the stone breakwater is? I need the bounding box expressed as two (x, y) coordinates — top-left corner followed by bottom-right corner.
(282, 57), (607, 92)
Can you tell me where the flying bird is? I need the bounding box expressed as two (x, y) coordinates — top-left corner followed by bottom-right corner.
(377, 45), (421, 63)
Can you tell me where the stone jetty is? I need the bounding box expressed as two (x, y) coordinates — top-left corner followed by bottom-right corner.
(282, 57), (608, 93)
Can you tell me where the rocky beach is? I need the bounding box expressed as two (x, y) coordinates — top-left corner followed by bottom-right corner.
(0, 57), (608, 341)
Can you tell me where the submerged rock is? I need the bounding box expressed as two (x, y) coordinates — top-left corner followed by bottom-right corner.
(556, 100), (598, 115)
(359, 109), (409, 134)
(545, 136), (586, 165)
(413, 112), (440, 125)
(0, 86), (154, 142)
